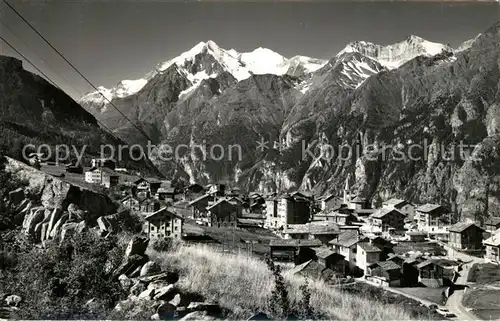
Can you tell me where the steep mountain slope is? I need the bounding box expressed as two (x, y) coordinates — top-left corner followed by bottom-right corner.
(284, 23), (500, 222)
(79, 27), (500, 222)
(0, 56), (159, 174)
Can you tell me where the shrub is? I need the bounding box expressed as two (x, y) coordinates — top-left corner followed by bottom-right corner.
(1, 232), (126, 319)
(151, 238), (174, 252)
(265, 255), (290, 318)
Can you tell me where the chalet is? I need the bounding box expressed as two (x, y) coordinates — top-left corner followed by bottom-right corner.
(406, 231), (427, 242)
(356, 242), (381, 276)
(138, 198), (161, 214)
(91, 158), (116, 170)
(314, 212), (356, 225)
(329, 230), (368, 273)
(269, 239), (322, 263)
(289, 259), (334, 281)
(143, 207), (183, 240)
(206, 199), (238, 228)
(416, 260), (445, 288)
(283, 222), (340, 245)
(382, 199), (415, 219)
(183, 183), (205, 201)
(85, 167), (119, 188)
(188, 194), (212, 219)
(370, 208), (406, 234)
(484, 217), (500, 233)
(156, 187), (176, 201)
(415, 204), (451, 234)
(134, 177), (162, 196)
(121, 195), (140, 211)
(368, 260), (402, 287)
(314, 248), (346, 273)
(448, 222), (484, 250)
(319, 194), (342, 212)
(483, 229), (500, 262)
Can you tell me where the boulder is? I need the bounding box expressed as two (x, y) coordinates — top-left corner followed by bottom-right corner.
(130, 282), (147, 296)
(49, 213), (69, 239)
(67, 203), (85, 222)
(187, 302), (222, 316)
(140, 261), (162, 277)
(169, 294), (182, 307)
(60, 221), (87, 243)
(153, 284), (178, 301)
(4, 295), (22, 307)
(156, 302), (176, 319)
(139, 271), (179, 285)
(179, 311), (218, 321)
(150, 313), (160, 320)
(138, 288), (156, 300)
(97, 210), (129, 234)
(125, 236), (149, 258)
(46, 207), (63, 240)
(23, 206), (45, 237)
(114, 254), (149, 278)
(118, 274), (133, 292)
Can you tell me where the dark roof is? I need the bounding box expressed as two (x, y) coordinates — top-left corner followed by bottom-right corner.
(100, 167), (119, 176)
(358, 242), (382, 252)
(416, 203), (443, 213)
(448, 222), (484, 233)
(269, 239), (322, 248)
(371, 208), (405, 219)
(289, 260), (325, 279)
(372, 260), (401, 271)
(329, 230), (366, 248)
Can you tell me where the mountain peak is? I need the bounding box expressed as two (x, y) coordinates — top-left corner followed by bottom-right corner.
(338, 35), (450, 69)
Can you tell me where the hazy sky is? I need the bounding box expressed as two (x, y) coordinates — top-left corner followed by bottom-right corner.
(1, 1), (499, 99)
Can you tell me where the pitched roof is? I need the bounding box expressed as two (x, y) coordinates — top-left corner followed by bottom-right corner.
(289, 260), (325, 279)
(371, 208), (405, 219)
(484, 230), (500, 246)
(206, 199), (235, 211)
(448, 222), (483, 233)
(373, 260), (401, 271)
(314, 248), (338, 259)
(485, 217), (500, 227)
(144, 207), (182, 221)
(100, 167), (119, 176)
(158, 187), (176, 194)
(188, 193), (211, 206)
(284, 222), (340, 235)
(329, 230), (366, 248)
(269, 239), (322, 248)
(351, 196), (366, 203)
(383, 198), (408, 207)
(416, 203), (443, 213)
(358, 242), (382, 252)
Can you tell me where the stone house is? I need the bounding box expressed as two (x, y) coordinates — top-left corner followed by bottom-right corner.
(382, 199), (415, 219)
(369, 208), (406, 234)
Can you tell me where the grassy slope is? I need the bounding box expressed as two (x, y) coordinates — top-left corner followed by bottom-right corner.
(149, 244), (412, 320)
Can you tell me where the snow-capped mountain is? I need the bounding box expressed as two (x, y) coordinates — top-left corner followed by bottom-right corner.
(338, 35), (452, 69)
(79, 40), (327, 105)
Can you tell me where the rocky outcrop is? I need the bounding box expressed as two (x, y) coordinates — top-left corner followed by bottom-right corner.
(110, 237), (226, 320)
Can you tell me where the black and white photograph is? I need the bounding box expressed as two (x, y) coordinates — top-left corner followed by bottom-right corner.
(1, 0), (500, 319)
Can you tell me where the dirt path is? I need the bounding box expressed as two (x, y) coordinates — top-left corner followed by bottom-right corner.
(445, 260), (483, 321)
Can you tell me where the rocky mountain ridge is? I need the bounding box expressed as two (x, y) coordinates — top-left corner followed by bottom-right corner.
(79, 23), (500, 222)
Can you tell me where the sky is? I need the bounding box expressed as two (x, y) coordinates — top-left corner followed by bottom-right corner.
(1, 1), (500, 100)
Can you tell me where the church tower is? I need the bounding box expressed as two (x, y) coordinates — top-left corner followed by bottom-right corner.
(343, 174), (351, 205)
